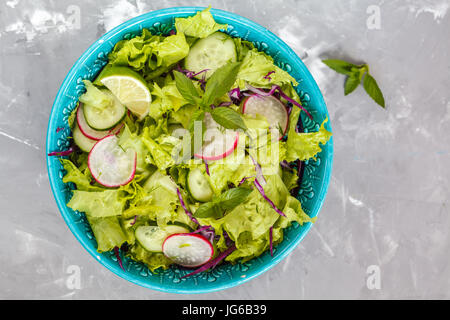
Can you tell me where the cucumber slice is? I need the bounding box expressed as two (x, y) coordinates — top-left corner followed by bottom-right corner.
(184, 32), (237, 79)
(135, 225), (190, 252)
(83, 90), (126, 131)
(73, 123), (96, 153)
(77, 103), (124, 140)
(187, 168), (213, 202)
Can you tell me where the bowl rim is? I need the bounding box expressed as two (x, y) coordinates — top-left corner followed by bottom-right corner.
(46, 6), (333, 294)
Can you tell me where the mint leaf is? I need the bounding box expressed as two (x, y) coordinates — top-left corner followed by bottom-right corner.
(202, 62), (241, 107)
(188, 109), (205, 132)
(344, 75), (361, 95)
(193, 202), (218, 219)
(173, 70), (201, 106)
(215, 187), (252, 210)
(363, 74), (385, 108)
(210, 107), (247, 131)
(194, 187), (252, 218)
(322, 59), (357, 75)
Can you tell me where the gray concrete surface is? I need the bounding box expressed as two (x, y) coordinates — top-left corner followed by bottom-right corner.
(0, 0), (449, 299)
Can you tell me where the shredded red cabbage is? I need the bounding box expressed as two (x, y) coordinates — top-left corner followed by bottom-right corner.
(249, 155), (266, 185)
(56, 127), (64, 133)
(48, 147), (75, 157)
(189, 225), (211, 234)
(246, 84), (313, 120)
(263, 71), (275, 81)
(181, 244), (236, 279)
(218, 101), (232, 107)
(189, 225), (216, 243)
(176, 65), (209, 81)
(238, 175), (255, 186)
(280, 160), (292, 170)
(130, 215), (137, 226)
(204, 160), (210, 176)
(253, 179), (286, 217)
(114, 247), (125, 271)
(269, 227), (274, 257)
(177, 188), (200, 225)
(169, 29), (176, 35)
(228, 87), (243, 105)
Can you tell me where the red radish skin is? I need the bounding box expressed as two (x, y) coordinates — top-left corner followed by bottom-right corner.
(87, 135), (137, 188)
(162, 233), (214, 268)
(193, 112), (239, 161)
(194, 132), (239, 161)
(77, 104), (124, 140)
(242, 95), (289, 140)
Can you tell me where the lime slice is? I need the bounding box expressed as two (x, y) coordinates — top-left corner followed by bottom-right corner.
(98, 67), (151, 120)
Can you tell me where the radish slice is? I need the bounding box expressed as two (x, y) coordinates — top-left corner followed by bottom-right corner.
(162, 233), (214, 268)
(242, 95), (289, 139)
(77, 104), (124, 140)
(194, 112), (239, 161)
(88, 135), (137, 188)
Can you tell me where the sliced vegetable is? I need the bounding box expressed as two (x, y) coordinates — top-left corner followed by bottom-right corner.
(77, 103), (123, 140)
(186, 168), (213, 202)
(83, 90), (127, 131)
(193, 113), (239, 161)
(135, 225), (190, 252)
(99, 67), (152, 120)
(73, 123), (97, 153)
(184, 32), (237, 79)
(242, 95), (289, 139)
(88, 135), (137, 187)
(246, 84), (313, 120)
(162, 233), (214, 268)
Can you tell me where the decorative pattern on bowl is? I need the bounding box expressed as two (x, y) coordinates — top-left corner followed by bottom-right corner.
(46, 7), (333, 294)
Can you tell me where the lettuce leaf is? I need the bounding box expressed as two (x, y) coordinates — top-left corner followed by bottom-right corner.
(154, 32), (190, 67)
(235, 48), (298, 89)
(60, 159), (103, 192)
(108, 29), (160, 72)
(126, 243), (173, 272)
(67, 189), (126, 218)
(87, 216), (129, 253)
(142, 170), (180, 227)
(175, 7), (227, 38)
(118, 124), (150, 174)
(285, 108), (332, 162)
(148, 80), (190, 121)
(78, 80), (113, 110)
(142, 135), (175, 171)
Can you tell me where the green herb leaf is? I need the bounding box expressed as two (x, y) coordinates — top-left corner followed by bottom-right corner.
(194, 187), (252, 218)
(193, 202), (218, 219)
(210, 107), (248, 131)
(322, 59), (357, 75)
(202, 62), (241, 106)
(363, 74), (385, 108)
(215, 187), (253, 210)
(344, 75), (361, 95)
(173, 71), (201, 106)
(188, 109), (205, 132)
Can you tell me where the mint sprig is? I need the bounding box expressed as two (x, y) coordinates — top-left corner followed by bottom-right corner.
(322, 59), (385, 108)
(174, 61), (247, 131)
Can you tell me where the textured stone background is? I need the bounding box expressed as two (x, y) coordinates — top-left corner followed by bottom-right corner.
(0, 0), (449, 299)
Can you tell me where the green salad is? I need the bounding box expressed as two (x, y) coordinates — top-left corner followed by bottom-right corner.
(55, 8), (332, 277)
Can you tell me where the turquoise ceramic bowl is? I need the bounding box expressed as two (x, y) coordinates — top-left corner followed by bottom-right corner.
(46, 7), (333, 294)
